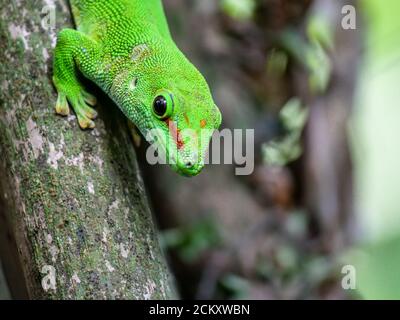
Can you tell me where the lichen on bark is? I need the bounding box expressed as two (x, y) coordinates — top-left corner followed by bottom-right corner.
(0, 0), (175, 299)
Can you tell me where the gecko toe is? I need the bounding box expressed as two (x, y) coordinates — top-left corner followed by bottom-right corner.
(55, 93), (70, 116)
(53, 91), (98, 129)
(82, 90), (97, 106)
(78, 115), (95, 130)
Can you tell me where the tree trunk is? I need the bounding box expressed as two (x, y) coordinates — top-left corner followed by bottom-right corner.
(0, 0), (175, 299)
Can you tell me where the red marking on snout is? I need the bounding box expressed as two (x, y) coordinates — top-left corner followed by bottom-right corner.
(165, 119), (184, 150)
(200, 119), (207, 128)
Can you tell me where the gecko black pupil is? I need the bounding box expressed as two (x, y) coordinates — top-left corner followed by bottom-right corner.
(153, 96), (168, 117)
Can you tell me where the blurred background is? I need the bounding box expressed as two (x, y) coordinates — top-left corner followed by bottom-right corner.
(138, 0), (400, 300)
(1, 0), (400, 300)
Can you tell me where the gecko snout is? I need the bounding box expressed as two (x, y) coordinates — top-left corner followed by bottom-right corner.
(185, 161), (194, 168)
(175, 154), (204, 177)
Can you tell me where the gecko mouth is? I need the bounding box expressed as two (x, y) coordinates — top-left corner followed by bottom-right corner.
(174, 161), (204, 177)
(143, 123), (204, 176)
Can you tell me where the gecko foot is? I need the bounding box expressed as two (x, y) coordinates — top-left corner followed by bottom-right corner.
(54, 82), (98, 129)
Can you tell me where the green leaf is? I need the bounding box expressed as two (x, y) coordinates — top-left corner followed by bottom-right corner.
(220, 0), (256, 21)
(262, 98), (309, 166)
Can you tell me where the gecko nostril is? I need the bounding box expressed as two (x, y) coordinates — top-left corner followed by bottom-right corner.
(185, 161), (194, 168)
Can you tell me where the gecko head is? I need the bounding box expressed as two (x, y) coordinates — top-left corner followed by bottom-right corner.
(150, 86), (222, 177)
(120, 56), (222, 177)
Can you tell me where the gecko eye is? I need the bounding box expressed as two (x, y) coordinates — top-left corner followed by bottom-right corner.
(152, 92), (174, 120)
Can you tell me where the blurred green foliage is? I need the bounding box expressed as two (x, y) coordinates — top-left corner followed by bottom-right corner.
(267, 50), (289, 78)
(305, 11), (334, 93)
(307, 15), (334, 51)
(220, 0), (256, 21)
(280, 29), (332, 94)
(263, 98), (309, 166)
(351, 236), (400, 299)
(219, 274), (250, 299)
(306, 41), (331, 94)
(351, 0), (400, 299)
(160, 216), (221, 263)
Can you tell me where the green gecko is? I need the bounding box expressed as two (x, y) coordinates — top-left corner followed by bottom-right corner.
(53, 0), (222, 176)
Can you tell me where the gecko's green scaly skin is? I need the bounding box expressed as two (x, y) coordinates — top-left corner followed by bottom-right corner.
(53, 0), (222, 176)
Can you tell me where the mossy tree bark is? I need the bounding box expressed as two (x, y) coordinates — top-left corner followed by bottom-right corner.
(0, 0), (175, 299)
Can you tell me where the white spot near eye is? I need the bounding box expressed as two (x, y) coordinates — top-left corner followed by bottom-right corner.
(129, 78), (138, 91)
(131, 44), (150, 62)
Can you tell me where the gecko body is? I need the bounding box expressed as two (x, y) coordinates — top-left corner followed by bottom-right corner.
(53, 0), (222, 176)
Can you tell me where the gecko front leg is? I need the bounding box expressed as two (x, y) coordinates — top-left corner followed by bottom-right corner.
(53, 28), (101, 129)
